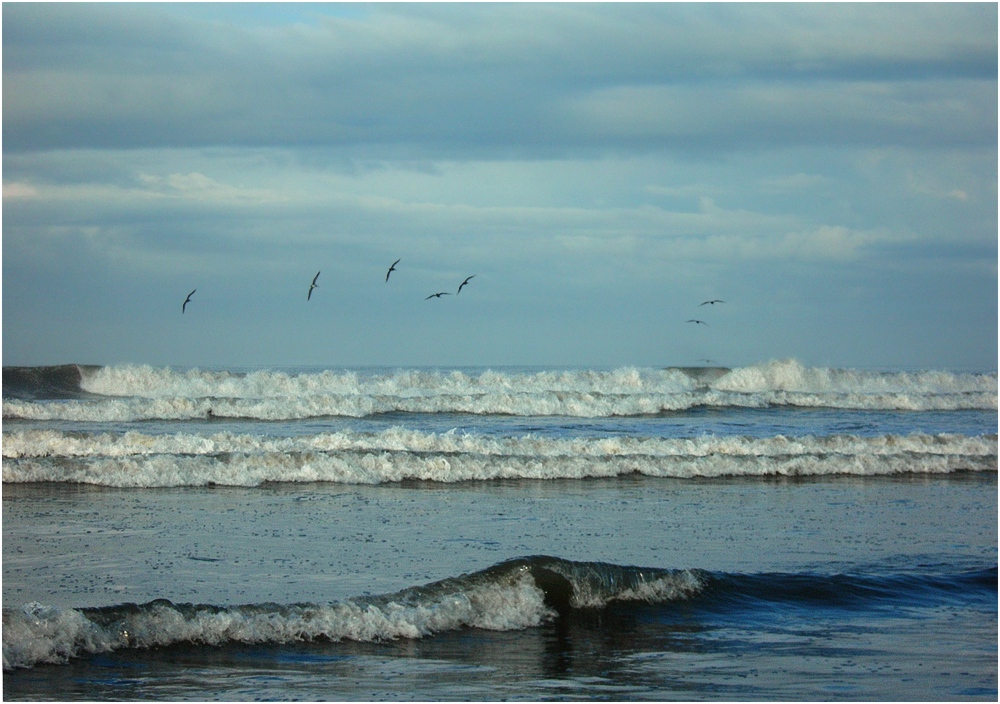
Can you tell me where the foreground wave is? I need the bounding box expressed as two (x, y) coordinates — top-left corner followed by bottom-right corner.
(3, 361), (996, 417)
(3, 428), (995, 486)
(3, 557), (701, 670)
(5, 556), (994, 671)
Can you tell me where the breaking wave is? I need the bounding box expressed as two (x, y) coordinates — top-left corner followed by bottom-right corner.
(2, 556), (703, 670)
(2, 364), (101, 400)
(5, 556), (993, 672)
(3, 428), (994, 486)
(3, 360), (995, 419)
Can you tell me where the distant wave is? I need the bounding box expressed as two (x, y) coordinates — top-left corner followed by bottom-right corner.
(3, 360), (996, 417)
(3, 428), (995, 486)
(1, 364), (101, 400)
(4, 556), (994, 671)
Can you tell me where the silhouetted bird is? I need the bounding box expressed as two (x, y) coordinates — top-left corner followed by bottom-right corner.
(457, 275), (475, 294)
(386, 258), (400, 282)
(686, 319), (708, 325)
(425, 292), (451, 300)
(182, 289), (196, 314)
(699, 299), (725, 306)
(308, 271), (320, 300)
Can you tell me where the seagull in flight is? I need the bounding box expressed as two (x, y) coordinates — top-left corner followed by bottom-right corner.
(182, 289), (196, 314)
(699, 299), (725, 306)
(425, 292), (451, 300)
(307, 271), (320, 301)
(386, 258), (400, 282)
(686, 319), (709, 325)
(457, 275), (475, 294)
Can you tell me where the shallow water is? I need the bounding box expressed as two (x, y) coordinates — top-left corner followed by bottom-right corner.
(3, 362), (996, 700)
(4, 474), (997, 700)
(4, 474), (997, 607)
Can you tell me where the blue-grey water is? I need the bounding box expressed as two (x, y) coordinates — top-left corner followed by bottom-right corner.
(3, 361), (997, 700)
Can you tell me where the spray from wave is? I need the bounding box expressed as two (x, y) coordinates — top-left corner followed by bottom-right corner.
(3, 360), (995, 418)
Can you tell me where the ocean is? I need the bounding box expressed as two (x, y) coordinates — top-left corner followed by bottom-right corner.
(2, 359), (997, 701)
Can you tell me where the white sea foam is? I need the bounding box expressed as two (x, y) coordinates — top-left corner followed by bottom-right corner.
(714, 359), (994, 395)
(0, 360), (990, 420)
(4, 427), (996, 460)
(76, 365), (701, 399)
(2, 577), (550, 670)
(3, 556), (707, 671)
(3, 428), (994, 486)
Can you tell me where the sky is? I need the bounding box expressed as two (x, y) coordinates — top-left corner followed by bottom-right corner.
(3, 2), (997, 370)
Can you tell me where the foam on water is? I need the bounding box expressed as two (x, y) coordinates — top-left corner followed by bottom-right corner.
(3, 360), (996, 420)
(2, 428), (994, 486)
(6, 556), (992, 673)
(4, 427), (996, 461)
(713, 359), (994, 395)
(2, 557), (703, 670)
(76, 365), (701, 399)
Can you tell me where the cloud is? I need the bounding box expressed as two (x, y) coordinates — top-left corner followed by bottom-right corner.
(2, 182), (39, 199)
(905, 170), (973, 202)
(3, 4), (996, 155)
(2, 3), (995, 369)
(562, 79), (996, 151)
(4, 159), (902, 302)
(645, 184), (716, 199)
(775, 225), (891, 260)
(757, 173), (828, 194)
(137, 172), (284, 204)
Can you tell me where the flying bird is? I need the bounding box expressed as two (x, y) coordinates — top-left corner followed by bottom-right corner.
(699, 299), (725, 306)
(386, 258), (400, 282)
(686, 319), (709, 325)
(425, 292), (451, 300)
(182, 289), (196, 314)
(457, 275), (475, 294)
(307, 271), (320, 300)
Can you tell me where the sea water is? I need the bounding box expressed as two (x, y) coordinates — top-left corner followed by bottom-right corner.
(2, 360), (997, 700)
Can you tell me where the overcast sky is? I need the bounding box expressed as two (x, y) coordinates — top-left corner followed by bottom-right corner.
(3, 2), (997, 370)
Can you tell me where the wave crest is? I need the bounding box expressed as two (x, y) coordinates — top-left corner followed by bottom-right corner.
(3, 557), (702, 670)
(8, 557), (991, 671)
(3, 429), (994, 486)
(4, 361), (995, 417)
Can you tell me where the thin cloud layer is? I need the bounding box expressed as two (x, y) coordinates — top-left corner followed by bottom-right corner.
(4, 3), (996, 154)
